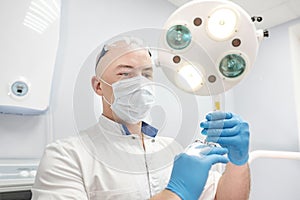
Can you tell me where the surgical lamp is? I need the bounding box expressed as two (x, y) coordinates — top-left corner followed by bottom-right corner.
(157, 0), (268, 110)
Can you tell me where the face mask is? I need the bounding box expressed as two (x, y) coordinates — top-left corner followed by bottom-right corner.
(100, 75), (155, 124)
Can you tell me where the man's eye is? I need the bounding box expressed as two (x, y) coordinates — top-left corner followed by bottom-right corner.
(143, 73), (153, 79)
(120, 72), (130, 76)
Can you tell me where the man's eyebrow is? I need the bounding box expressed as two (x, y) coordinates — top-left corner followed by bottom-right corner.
(116, 64), (134, 69)
(115, 65), (153, 71)
(143, 67), (153, 71)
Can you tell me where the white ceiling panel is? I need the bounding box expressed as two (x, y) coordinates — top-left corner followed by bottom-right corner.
(287, 0), (300, 16)
(232, 0), (290, 13)
(259, 3), (298, 29)
(167, 0), (300, 28)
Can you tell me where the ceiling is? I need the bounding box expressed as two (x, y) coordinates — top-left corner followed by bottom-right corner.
(167, 0), (300, 29)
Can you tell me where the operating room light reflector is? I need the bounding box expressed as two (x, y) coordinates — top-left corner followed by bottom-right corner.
(176, 64), (203, 91)
(166, 25), (192, 50)
(219, 54), (246, 78)
(207, 8), (238, 41)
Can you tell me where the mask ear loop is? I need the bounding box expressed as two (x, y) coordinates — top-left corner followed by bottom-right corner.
(97, 77), (113, 106)
(102, 95), (112, 106)
(97, 77), (112, 87)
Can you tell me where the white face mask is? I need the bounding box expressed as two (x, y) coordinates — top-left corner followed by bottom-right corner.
(100, 75), (155, 124)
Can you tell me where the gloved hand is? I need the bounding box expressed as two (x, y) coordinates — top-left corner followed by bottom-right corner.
(166, 144), (229, 200)
(200, 111), (250, 166)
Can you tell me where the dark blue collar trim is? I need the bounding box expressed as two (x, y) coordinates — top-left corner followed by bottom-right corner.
(121, 122), (158, 137)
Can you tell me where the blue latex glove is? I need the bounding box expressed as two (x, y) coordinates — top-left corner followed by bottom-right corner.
(200, 111), (250, 166)
(166, 144), (229, 200)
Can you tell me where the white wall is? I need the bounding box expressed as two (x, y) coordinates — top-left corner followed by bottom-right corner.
(232, 18), (300, 199)
(289, 23), (300, 149)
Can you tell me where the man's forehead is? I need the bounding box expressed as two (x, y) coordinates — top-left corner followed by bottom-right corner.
(108, 50), (152, 68)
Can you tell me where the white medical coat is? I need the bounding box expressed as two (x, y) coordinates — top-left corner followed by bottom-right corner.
(31, 115), (222, 200)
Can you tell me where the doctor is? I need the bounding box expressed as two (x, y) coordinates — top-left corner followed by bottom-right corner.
(31, 38), (250, 200)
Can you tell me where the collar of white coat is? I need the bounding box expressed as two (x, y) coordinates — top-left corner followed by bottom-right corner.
(99, 115), (158, 138)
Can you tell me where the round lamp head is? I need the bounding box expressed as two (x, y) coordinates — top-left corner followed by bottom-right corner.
(166, 25), (192, 50)
(175, 63), (204, 92)
(207, 7), (239, 41)
(158, 0), (260, 96)
(219, 54), (246, 78)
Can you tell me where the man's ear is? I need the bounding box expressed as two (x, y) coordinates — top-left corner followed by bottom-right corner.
(91, 76), (103, 96)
